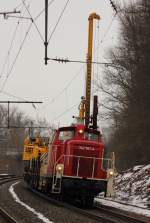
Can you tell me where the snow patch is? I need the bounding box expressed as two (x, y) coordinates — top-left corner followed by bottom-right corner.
(0, 173), (9, 175)
(122, 172), (133, 179)
(95, 197), (150, 217)
(9, 182), (54, 223)
(133, 165), (144, 171)
(114, 164), (150, 208)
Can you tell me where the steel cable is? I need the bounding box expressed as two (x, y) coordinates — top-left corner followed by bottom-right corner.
(38, 64), (85, 111)
(34, 0), (56, 21)
(22, 0), (45, 42)
(1, 22), (33, 91)
(0, 0), (32, 89)
(48, 0), (71, 43)
(0, 3), (26, 81)
(0, 90), (28, 101)
(52, 102), (79, 121)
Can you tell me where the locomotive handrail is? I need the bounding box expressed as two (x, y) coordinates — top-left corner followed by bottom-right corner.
(52, 153), (113, 180)
(53, 154), (112, 169)
(92, 157), (96, 178)
(63, 154), (111, 161)
(63, 155), (112, 172)
(76, 156), (80, 176)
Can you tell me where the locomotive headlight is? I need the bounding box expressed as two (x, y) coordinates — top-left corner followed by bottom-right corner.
(109, 170), (114, 176)
(56, 164), (64, 172)
(78, 129), (84, 134)
(58, 166), (62, 171)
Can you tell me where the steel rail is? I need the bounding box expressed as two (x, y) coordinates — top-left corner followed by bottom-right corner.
(29, 187), (149, 223)
(0, 176), (21, 223)
(96, 197), (150, 210)
(0, 207), (18, 223)
(0, 176), (16, 181)
(0, 176), (22, 186)
(29, 187), (116, 223)
(0, 174), (15, 179)
(95, 201), (149, 223)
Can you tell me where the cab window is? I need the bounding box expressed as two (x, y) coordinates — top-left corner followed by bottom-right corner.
(85, 132), (98, 141)
(58, 130), (74, 141)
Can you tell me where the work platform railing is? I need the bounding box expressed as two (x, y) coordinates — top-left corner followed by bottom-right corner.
(51, 153), (113, 193)
(53, 154), (113, 178)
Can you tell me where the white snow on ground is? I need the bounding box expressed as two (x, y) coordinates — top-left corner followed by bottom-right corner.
(95, 197), (150, 217)
(114, 164), (150, 208)
(0, 173), (8, 175)
(96, 164), (150, 218)
(9, 181), (54, 223)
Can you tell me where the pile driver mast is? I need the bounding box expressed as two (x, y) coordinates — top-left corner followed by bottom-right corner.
(79, 13), (100, 128)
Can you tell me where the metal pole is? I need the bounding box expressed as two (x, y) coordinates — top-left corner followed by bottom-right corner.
(44, 0), (48, 65)
(8, 101), (10, 128)
(0, 101), (42, 104)
(0, 101), (42, 129)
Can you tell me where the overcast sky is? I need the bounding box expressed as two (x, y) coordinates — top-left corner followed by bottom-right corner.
(0, 0), (128, 128)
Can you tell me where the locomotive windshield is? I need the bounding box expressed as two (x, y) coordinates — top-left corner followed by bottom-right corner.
(85, 132), (98, 141)
(58, 130), (74, 141)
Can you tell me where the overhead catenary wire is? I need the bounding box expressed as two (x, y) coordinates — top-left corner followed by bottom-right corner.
(0, 90), (29, 101)
(47, 57), (123, 70)
(40, 6), (119, 115)
(0, 0), (33, 88)
(0, 0), (58, 101)
(97, 13), (117, 48)
(14, 0), (29, 11)
(48, 0), (71, 43)
(50, 7), (119, 123)
(0, 90), (41, 111)
(0, 22), (19, 81)
(6, 15), (32, 20)
(41, 1), (118, 124)
(38, 64), (85, 111)
(91, 12), (117, 95)
(0, 22), (33, 92)
(34, 0), (56, 21)
(52, 102), (79, 121)
(0, 0), (56, 92)
(109, 0), (118, 14)
(0, 0), (119, 125)
(21, 0), (45, 42)
(0, 3), (27, 82)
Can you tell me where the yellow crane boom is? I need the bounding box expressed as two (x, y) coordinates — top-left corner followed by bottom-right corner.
(85, 12), (100, 127)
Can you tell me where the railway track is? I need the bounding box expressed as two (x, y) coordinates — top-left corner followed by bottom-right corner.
(29, 187), (149, 223)
(0, 174), (22, 186)
(0, 207), (18, 223)
(94, 203), (149, 223)
(96, 196), (150, 210)
(0, 174), (22, 223)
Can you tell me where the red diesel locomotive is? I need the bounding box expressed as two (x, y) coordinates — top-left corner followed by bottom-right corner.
(23, 120), (112, 206)
(23, 12), (115, 207)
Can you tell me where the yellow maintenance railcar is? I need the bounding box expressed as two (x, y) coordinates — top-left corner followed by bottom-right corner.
(23, 137), (49, 161)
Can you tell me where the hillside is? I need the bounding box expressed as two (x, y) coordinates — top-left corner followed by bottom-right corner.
(114, 164), (150, 208)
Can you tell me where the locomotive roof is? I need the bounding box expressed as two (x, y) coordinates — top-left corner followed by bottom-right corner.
(58, 125), (101, 135)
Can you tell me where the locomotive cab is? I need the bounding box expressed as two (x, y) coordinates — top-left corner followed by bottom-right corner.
(50, 124), (106, 180)
(23, 123), (114, 207)
(39, 123), (111, 206)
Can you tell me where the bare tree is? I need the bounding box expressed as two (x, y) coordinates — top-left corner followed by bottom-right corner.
(99, 0), (150, 169)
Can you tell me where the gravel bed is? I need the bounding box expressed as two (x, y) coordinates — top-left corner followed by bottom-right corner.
(0, 180), (101, 223)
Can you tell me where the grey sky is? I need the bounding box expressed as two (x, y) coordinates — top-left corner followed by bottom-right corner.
(0, 0), (126, 128)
